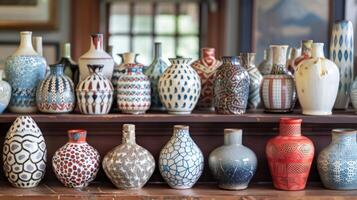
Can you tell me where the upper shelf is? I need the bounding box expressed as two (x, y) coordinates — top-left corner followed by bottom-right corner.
(0, 110), (356, 124)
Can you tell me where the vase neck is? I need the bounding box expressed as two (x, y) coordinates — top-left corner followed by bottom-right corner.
(173, 125), (190, 138)
(311, 43), (325, 58)
(62, 43), (72, 59)
(332, 129), (357, 145)
(122, 124), (136, 145)
(68, 130), (87, 143)
(33, 36), (43, 56)
(221, 56), (239, 65)
(123, 52), (136, 63)
(270, 45), (288, 74)
(301, 40), (313, 57)
(279, 118), (302, 136)
(16, 31), (37, 55)
(289, 48), (301, 60)
(200, 48), (217, 66)
(240, 53), (256, 69)
(154, 43), (162, 58)
(126, 64), (143, 73)
(224, 129), (242, 145)
(90, 33), (104, 51)
(169, 58), (192, 65)
(49, 64), (64, 76)
(87, 64), (104, 75)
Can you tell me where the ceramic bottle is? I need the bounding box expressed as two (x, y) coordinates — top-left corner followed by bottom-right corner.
(159, 125), (204, 189)
(330, 20), (354, 109)
(158, 58), (201, 114)
(240, 53), (263, 109)
(5, 31), (46, 113)
(191, 48), (222, 111)
(258, 48), (273, 75)
(33, 36), (49, 77)
(266, 118), (314, 191)
(294, 40), (313, 70)
(36, 63), (75, 113)
(209, 129), (257, 190)
(287, 47), (301, 74)
(117, 63), (151, 114)
(103, 124), (155, 189)
(144, 43), (169, 111)
(76, 64), (113, 114)
(295, 43), (339, 115)
(261, 45), (296, 113)
(58, 43), (79, 87)
(0, 70), (11, 113)
(214, 56), (250, 115)
(3, 116), (47, 188)
(317, 129), (357, 190)
(79, 33), (114, 81)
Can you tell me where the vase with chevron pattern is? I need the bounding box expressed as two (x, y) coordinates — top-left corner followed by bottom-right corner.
(330, 20), (354, 109)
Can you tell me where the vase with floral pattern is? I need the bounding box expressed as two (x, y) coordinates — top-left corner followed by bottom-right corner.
(0, 70), (11, 113)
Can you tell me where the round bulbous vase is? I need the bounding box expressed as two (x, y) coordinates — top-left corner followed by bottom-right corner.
(209, 129), (257, 190)
(159, 125), (204, 189)
(295, 43), (339, 115)
(266, 118), (314, 191)
(103, 124), (155, 189)
(36, 63), (75, 113)
(52, 130), (100, 189)
(0, 70), (11, 113)
(317, 129), (357, 190)
(158, 58), (201, 114)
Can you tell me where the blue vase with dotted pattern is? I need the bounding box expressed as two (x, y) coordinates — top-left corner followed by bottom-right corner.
(159, 125), (204, 189)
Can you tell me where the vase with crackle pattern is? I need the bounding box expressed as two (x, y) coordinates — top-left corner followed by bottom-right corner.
(266, 118), (314, 191)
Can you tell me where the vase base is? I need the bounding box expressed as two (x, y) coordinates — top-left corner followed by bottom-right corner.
(169, 185), (192, 189)
(168, 111), (191, 115)
(121, 110), (146, 115)
(302, 110), (332, 116)
(218, 184), (248, 190)
(9, 106), (38, 114)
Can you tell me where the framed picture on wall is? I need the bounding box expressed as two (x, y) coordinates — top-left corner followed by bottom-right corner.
(252, 0), (332, 62)
(0, 0), (57, 30)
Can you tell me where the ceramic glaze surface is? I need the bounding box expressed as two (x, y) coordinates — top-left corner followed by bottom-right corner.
(52, 130), (100, 188)
(36, 64), (75, 113)
(158, 58), (201, 114)
(103, 124), (155, 189)
(191, 48), (222, 111)
(159, 125), (204, 189)
(258, 48), (273, 75)
(351, 77), (357, 112)
(266, 118), (314, 191)
(209, 129), (257, 190)
(317, 129), (357, 190)
(214, 56), (250, 115)
(296, 43), (339, 115)
(330, 20), (354, 109)
(3, 116), (47, 188)
(0, 70), (11, 113)
(76, 64), (113, 114)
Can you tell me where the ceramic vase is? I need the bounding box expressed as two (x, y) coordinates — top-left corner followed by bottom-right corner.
(261, 45), (296, 113)
(36, 64), (75, 113)
(295, 43), (339, 115)
(58, 43), (79, 87)
(52, 129), (100, 188)
(214, 56), (250, 115)
(103, 124), (155, 189)
(76, 64), (114, 114)
(209, 129), (257, 190)
(266, 118), (314, 191)
(117, 63), (151, 114)
(317, 129), (357, 190)
(33, 36), (49, 77)
(158, 58), (201, 114)
(0, 70), (11, 113)
(191, 48), (222, 111)
(159, 125), (204, 189)
(3, 116), (47, 188)
(330, 20), (354, 109)
(258, 48), (273, 75)
(144, 43), (169, 111)
(240, 53), (262, 109)
(5, 31), (46, 113)
(293, 40), (313, 71)
(79, 33), (114, 81)
(351, 77), (357, 113)
(287, 47), (301, 74)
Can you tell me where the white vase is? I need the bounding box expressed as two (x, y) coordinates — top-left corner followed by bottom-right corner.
(79, 33), (114, 82)
(296, 43), (339, 115)
(0, 70), (11, 113)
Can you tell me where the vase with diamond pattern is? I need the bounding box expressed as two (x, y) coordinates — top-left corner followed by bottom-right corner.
(117, 63), (151, 114)
(191, 48), (222, 111)
(159, 125), (204, 189)
(158, 58), (201, 114)
(317, 129), (357, 190)
(330, 20), (354, 109)
(5, 31), (46, 113)
(266, 118), (314, 191)
(76, 64), (113, 114)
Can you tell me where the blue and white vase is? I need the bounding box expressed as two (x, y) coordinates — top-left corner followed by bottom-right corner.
(36, 63), (75, 113)
(0, 70), (11, 113)
(144, 43), (168, 111)
(330, 20), (354, 109)
(5, 31), (46, 113)
(158, 58), (201, 114)
(159, 125), (204, 189)
(317, 129), (357, 190)
(209, 129), (257, 190)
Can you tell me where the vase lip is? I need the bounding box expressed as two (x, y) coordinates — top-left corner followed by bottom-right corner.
(302, 39), (313, 43)
(280, 118), (302, 124)
(20, 31), (32, 35)
(270, 44), (289, 48)
(224, 128), (242, 134)
(332, 128), (356, 134)
(68, 129), (87, 143)
(174, 125), (189, 130)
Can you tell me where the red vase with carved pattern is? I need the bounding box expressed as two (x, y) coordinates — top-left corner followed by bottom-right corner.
(52, 130), (100, 189)
(266, 118), (314, 191)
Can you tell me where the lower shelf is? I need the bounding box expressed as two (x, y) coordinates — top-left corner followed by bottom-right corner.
(0, 182), (356, 200)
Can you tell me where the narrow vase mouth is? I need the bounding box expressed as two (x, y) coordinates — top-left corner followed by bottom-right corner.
(280, 118), (302, 124)
(168, 57), (192, 64)
(332, 129), (356, 134)
(20, 31), (32, 35)
(174, 125), (189, 130)
(68, 129), (87, 143)
(224, 128), (242, 135)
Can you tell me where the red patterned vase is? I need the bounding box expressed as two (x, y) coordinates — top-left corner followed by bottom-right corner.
(191, 48), (222, 111)
(52, 130), (100, 188)
(266, 118), (314, 191)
